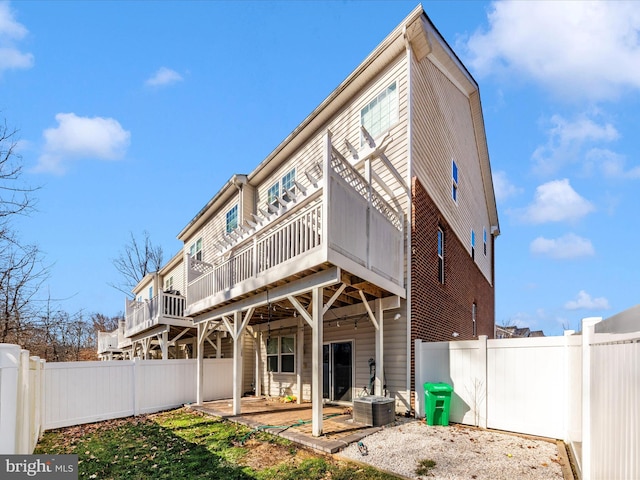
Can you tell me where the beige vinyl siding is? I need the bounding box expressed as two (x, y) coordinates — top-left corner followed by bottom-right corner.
(411, 54), (493, 284)
(162, 261), (185, 294)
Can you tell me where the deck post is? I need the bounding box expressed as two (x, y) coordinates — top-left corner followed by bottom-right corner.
(296, 318), (304, 403)
(311, 286), (324, 437)
(232, 311), (243, 415)
(374, 298), (384, 396)
(254, 330), (262, 397)
(161, 331), (168, 360)
(196, 323), (204, 405)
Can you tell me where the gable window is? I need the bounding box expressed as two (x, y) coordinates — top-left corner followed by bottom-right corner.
(226, 205), (238, 233)
(483, 228), (487, 256)
(190, 238), (203, 261)
(437, 227), (445, 284)
(361, 82), (398, 142)
(452, 160), (459, 202)
(266, 336), (295, 373)
(471, 229), (476, 260)
(472, 303), (477, 337)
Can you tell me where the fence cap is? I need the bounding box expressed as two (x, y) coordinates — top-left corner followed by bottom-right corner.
(0, 343), (21, 367)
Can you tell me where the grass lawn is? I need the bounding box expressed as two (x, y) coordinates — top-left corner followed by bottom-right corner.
(35, 408), (401, 480)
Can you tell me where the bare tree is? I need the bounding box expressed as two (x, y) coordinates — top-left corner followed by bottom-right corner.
(111, 231), (164, 297)
(91, 312), (122, 333)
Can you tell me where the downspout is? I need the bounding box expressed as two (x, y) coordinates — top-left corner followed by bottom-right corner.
(403, 25), (414, 414)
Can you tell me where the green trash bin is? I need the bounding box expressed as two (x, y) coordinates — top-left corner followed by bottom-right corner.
(424, 382), (453, 426)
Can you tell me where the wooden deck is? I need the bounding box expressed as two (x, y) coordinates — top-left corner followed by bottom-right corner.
(189, 397), (384, 453)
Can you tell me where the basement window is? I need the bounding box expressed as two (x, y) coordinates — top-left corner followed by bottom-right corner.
(266, 335), (295, 373)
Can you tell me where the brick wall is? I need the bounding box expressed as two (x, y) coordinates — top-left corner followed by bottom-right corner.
(410, 177), (495, 397)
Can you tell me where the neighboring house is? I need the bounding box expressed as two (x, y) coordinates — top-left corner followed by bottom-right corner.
(96, 329), (122, 361)
(122, 251), (195, 359)
(173, 4), (499, 437)
(495, 326), (545, 338)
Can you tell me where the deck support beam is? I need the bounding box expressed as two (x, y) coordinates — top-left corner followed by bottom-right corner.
(374, 298), (384, 396)
(311, 286), (324, 437)
(232, 311), (243, 415)
(296, 318), (304, 404)
(196, 323), (204, 405)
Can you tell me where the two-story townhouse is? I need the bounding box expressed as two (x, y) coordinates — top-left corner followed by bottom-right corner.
(174, 4), (498, 437)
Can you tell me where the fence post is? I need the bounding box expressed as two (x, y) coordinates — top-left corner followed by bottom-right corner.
(478, 335), (488, 429)
(16, 349), (30, 454)
(0, 344), (20, 454)
(582, 317), (602, 480)
(414, 339), (422, 418)
(30, 356), (42, 452)
(133, 357), (141, 416)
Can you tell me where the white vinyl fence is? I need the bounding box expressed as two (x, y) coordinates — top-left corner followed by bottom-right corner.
(415, 308), (640, 480)
(0, 347), (233, 454)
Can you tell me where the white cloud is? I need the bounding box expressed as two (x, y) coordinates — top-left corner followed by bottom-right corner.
(0, 2), (34, 72)
(532, 114), (619, 175)
(33, 113), (131, 174)
(520, 179), (594, 224)
(585, 148), (640, 179)
(466, 1), (640, 100)
(492, 170), (522, 202)
(530, 233), (595, 259)
(145, 67), (183, 87)
(564, 290), (610, 310)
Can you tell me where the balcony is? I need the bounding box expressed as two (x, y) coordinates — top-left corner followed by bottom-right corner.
(97, 329), (120, 355)
(117, 320), (132, 349)
(186, 136), (405, 317)
(124, 291), (191, 338)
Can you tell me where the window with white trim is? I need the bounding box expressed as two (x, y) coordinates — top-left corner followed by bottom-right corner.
(226, 205), (238, 233)
(471, 229), (476, 260)
(437, 227), (445, 284)
(267, 183), (280, 207)
(472, 302), (477, 337)
(164, 276), (174, 291)
(266, 335), (295, 373)
(267, 168), (296, 208)
(360, 82), (398, 142)
(483, 227), (487, 256)
(148, 286), (153, 300)
(190, 238), (203, 261)
(452, 160), (459, 202)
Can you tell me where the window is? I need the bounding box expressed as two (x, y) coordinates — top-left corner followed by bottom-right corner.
(267, 168), (296, 207)
(267, 183), (280, 207)
(190, 238), (203, 261)
(483, 228), (487, 256)
(164, 276), (174, 291)
(452, 160), (459, 202)
(472, 303), (477, 337)
(281, 168), (296, 201)
(361, 82), (398, 142)
(148, 286), (153, 300)
(471, 229), (476, 260)
(226, 205), (238, 233)
(437, 227), (445, 284)
(266, 336), (295, 373)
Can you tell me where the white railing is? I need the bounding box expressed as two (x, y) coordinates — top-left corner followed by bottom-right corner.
(188, 201), (323, 305)
(118, 320), (132, 349)
(187, 140), (403, 308)
(125, 291), (186, 337)
(97, 329), (119, 354)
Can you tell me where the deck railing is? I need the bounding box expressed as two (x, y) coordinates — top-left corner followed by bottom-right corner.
(187, 139), (404, 309)
(97, 330), (119, 354)
(117, 320), (132, 349)
(124, 292), (186, 337)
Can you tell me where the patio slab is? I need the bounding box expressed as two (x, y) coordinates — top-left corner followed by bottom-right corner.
(188, 397), (384, 454)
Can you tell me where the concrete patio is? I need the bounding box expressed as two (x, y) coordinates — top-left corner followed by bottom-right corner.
(189, 396), (386, 453)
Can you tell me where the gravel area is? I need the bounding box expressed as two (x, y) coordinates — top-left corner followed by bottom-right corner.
(337, 419), (565, 480)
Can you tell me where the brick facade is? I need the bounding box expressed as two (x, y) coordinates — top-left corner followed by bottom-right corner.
(410, 177), (495, 396)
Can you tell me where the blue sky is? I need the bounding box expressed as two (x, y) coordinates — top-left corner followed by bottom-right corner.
(2, 1), (639, 336)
